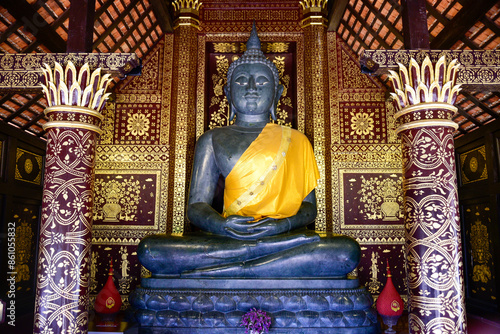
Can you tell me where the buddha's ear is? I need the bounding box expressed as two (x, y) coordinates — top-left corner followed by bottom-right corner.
(276, 84), (284, 101)
(271, 84), (284, 121)
(225, 85), (236, 121)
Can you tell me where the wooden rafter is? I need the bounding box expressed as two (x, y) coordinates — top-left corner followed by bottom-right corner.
(4, 93), (44, 123)
(110, 5), (155, 53)
(0, 21), (23, 46)
(130, 21), (159, 54)
(67, 0), (95, 52)
(22, 106), (48, 131)
(345, 3), (392, 49)
(430, 0), (498, 49)
(461, 91), (500, 119)
(456, 105), (482, 127)
(150, 0), (174, 33)
(2, 0), (66, 52)
(92, 0), (142, 50)
(401, 0), (429, 49)
(327, 0), (349, 32)
(359, 0), (404, 46)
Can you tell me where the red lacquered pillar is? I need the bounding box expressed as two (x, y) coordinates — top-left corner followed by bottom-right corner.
(34, 62), (111, 334)
(389, 56), (467, 333)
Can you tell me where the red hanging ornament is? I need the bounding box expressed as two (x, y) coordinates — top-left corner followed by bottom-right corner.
(377, 260), (403, 333)
(94, 257), (122, 314)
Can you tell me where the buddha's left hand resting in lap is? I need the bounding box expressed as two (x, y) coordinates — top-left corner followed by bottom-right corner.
(138, 24), (360, 279)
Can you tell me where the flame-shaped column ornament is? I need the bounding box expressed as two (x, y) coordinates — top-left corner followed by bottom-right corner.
(388, 56), (466, 333)
(33, 61), (112, 334)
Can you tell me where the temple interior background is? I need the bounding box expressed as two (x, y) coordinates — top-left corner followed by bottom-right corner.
(0, 0), (500, 331)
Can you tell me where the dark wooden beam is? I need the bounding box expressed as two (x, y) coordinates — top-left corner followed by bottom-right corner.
(110, 6), (154, 53)
(461, 91), (499, 119)
(67, 0), (95, 52)
(327, 0), (349, 32)
(358, 0), (404, 46)
(456, 105), (482, 127)
(2, 0), (66, 52)
(345, 3), (392, 49)
(0, 94), (14, 107)
(130, 22), (158, 54)
(0, 20), (23, 45)
(22, 108), (48, 131)
(4, 93), (44, 122)
(401, 0), (429, 49)
(482, 17), (500, 40)
(430, 0), (498, 49)
(149, 0), (174, 33)
(92, 0), (142, 50)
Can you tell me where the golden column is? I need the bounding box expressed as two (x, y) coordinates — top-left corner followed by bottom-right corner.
(300, 0), (330, 231)
(170, 0), (201, 233)
(34, 62), (112, 333)
(388, 56), (467, 333)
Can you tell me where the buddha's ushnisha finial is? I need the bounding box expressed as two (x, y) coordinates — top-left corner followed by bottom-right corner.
(246, 21), (261, 50)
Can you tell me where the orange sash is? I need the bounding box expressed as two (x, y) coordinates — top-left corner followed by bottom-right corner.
(223, 123), (319, 220)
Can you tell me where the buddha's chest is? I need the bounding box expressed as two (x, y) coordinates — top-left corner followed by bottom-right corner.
(212, 130), (260, 177)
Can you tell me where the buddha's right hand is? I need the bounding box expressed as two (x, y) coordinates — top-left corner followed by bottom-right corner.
(224, 215), (254, 231)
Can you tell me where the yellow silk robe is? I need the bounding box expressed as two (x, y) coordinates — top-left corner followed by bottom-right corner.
(223, 123), (319, 220)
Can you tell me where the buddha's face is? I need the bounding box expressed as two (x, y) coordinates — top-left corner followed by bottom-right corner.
(228, 63), (276, 116)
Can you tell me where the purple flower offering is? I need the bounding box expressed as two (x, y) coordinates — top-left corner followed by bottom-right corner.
(240, 308), (272, 334)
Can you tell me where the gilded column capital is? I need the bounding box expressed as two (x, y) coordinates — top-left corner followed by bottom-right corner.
(300, 0), (328, 27)
(172, 0), (202, 30)
(387, 56), (462, 134)
(40, 61), (112, 135)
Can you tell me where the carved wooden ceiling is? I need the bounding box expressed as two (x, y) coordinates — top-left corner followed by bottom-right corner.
(0, 0), (499, 138)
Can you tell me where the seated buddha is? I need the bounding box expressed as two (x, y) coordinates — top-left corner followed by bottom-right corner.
(138, 24), (360, 279)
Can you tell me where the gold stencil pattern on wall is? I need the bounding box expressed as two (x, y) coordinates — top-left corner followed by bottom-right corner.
(460, 145), (488, 184)
(209, 55), (231, 129)
(15, 220), (34, 283)
(272, 56), (292, 127)
(94, 176), (141, 223)
(92, 167), (165, 242)
(471, 219), (493, 283)
(341, 48), (379, 89)
(15, 148), (43, 185)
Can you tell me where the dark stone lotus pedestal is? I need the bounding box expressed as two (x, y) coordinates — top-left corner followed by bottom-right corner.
(129, 278), (379, 333)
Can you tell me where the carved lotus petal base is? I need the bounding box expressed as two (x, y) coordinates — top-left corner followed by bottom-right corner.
(130, 279), (379, 333)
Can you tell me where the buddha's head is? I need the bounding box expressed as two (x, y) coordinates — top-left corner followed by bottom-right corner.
(225, 23), (284, 121)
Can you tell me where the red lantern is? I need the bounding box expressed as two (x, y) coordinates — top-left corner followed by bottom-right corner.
(377, 260), (403, 333)
(94, 258), (122, 314)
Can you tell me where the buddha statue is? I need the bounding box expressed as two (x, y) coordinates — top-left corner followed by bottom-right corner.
(138, 24), (361, 279)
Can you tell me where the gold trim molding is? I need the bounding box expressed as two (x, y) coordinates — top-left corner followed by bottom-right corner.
(394, 102), (458, 119)
(396, 119), (459, 134)
(45, 105), (105, 120)
(42, 120), (103, 135)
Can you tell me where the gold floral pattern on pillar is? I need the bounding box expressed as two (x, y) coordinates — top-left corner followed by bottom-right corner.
(34, 62), (112, 334)
(388, 56), (466, 334)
